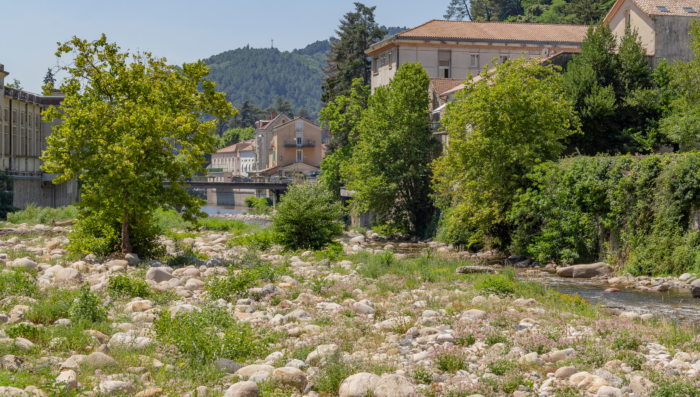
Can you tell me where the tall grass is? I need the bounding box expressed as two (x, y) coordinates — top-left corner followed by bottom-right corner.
(6, 204), (77, 225)
(155, 208), (262, 234)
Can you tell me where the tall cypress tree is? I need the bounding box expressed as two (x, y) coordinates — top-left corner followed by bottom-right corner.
(563, 24), (661, 154)
(321, 3), (386, 105)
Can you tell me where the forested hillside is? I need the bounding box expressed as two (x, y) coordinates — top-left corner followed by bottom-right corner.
(203, 27), (406, 121)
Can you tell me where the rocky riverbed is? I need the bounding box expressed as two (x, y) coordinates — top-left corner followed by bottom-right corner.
(1, 225), (700, 396)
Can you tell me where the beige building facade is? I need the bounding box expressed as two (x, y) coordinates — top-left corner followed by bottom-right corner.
(604, 0), (699, 68)
(0, 62), (77, 209)
(367, 20), (589, 90)
(259, 117), (324, 177)
(210, 140), (255, 181)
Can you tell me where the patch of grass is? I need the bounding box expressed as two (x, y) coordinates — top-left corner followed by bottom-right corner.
(153, 306), (277, 363)
(649, 380), (700, 397)
(205, 263), (278, 302)
(314, 358), (357, 396)
(488, 359), (514, 376)
(7, 203), (77, 225)
(0, 268), (38, 299)
(434, 347), (468, 373)
(25, 288), (76, 325)
(69, 285), (108, 323)
(227, 229), (275, 251)
(475, 275), (516, 296)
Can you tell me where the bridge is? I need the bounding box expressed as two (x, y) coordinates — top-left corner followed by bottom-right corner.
(166, 181), (292, 191)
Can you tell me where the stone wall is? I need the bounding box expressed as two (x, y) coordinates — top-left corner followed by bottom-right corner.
(13, 178), (79, 209)
(206, 189), (255, 206)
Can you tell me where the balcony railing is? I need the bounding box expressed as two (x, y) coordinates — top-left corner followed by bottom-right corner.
(283, 139), (315, 148)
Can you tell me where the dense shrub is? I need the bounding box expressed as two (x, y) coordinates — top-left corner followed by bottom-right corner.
(272, 183), (343, 250)
(7, 203), (76, 225)
(107, 274), (151, 299)
(69, 285), (107, 323)
(153, 306), (275, 362)
(474, 274), (516, 296)
(244, 196), (271, 210)
(227, 229), (275, 251)
(510, 153), (700, 275)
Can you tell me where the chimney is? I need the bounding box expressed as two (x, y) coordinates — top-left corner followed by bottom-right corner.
(271, 112), (276, 119)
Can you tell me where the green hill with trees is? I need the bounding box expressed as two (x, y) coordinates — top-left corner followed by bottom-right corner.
(202, 27), (406, 122)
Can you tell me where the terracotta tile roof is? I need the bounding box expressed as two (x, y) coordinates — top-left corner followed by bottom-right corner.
(430, 78), (464, 96)
(216, 141), (253, 154)
(605, 0), (700, 21)
(393, 20), (589, 44)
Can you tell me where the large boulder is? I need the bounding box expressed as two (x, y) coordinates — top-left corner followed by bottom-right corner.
(146, 267), (177, 283)
(95, 381), (135, 395)
(236, 365), (275, 379)
(85, 352), (117, 368)
(271, 367), (307, 391)
(54, 268), (82, 283)
(339, 373), (381, 397)
(10, 258), (36, 271)
(373, 375), (415, 397)
(691, 279), (700, 298)
(556, 263), (614, 278)
(216, 358), (243, 374)
(306, 344), (340, 365)
(455, 266), (496, 274)
(224, 382), (259, 397)
(107, 333), (151, 351)
(55, 370), (78, 391)
(568, 372), (610, 394)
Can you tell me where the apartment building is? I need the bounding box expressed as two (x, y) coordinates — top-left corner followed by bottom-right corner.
(0, 63), (77, 208)
(209, 140), (255, 182)
(258, 117), (324, 177)
(604, 0), (700, 68)
(366, 20), (589, 90)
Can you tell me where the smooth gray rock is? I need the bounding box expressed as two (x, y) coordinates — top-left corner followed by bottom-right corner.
(455, 266), (496, 274)
(556, 262), (615, 278)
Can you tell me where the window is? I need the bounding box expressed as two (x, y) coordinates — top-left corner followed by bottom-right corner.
(296, 150), (302, 162)
(470, 54), (480, 68)
(438, 51), (451, 78)
(373, 58), (379, 73)
(279, 155), (283, 162)
(388, 52), (393, 69)
(656, 5), (670, 11)
(684, 7), (697, 12)
(296, 133), (303, 146)
(499, 54), (509, 63)
(625, 9), (631, 25)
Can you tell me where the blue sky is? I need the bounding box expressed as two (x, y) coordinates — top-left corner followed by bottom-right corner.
(3, 0), (445, 93)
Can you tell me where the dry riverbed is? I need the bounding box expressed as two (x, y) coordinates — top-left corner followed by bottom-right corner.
(0, 223), (699, 397)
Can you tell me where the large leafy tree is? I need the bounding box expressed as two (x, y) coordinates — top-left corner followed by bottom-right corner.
(321, 3), (386, 104)
(432, 57), (580, 248)
(563, 24), (663, 155)
(217, 127), (255, 149)
(344, 63), (440, 237)
(319, 78), (370, 196)
(41, 35), (234, 255)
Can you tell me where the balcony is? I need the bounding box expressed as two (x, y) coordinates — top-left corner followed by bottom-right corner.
(283, 139), (316, 148)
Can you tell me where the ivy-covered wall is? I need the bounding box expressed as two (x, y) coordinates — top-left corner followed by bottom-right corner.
(509, 154), (700, 275)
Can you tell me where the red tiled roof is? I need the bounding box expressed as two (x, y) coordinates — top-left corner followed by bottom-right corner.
(393, 20), (589, 43)
(605, 0), (700, 21)
(216, 141), (253, 154)
(430, 78), (464, 96)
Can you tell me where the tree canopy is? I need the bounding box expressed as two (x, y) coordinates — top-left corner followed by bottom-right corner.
(563, 24), (666, 155)
(432, 57), (580, 248)
(321, 2), (386, 104)
(41, 35), (234, 255)
(443, 0), (615, 24)
(344, 63), (441, 237)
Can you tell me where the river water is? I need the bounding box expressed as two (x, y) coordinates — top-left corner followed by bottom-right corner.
(360, 240), (700, 324)
(200, 205), (248, 215)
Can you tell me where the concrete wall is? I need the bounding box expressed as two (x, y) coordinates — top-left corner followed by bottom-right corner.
(371, 45), (544, 90)
(654, 15), (697, 68)
(206, 188), (255, 206)
(13, 178), (78, 209)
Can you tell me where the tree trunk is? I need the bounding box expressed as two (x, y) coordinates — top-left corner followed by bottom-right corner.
(122, 209), (132, 253)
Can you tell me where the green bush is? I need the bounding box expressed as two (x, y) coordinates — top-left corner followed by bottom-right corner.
(314, 358), (357, 396)
(649, 380), (700, 397)
(510, 153), (700, 275)
(272, 183), (343, 251)
(69, 285), (107, 323)
(0, 269), (38, 299)
(434, 347), (468, 373)
(67, 207), (165, 259)
(107, 274), (151, 299)
(153, 306), (275, 362)
(244, 196), (257, 208)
